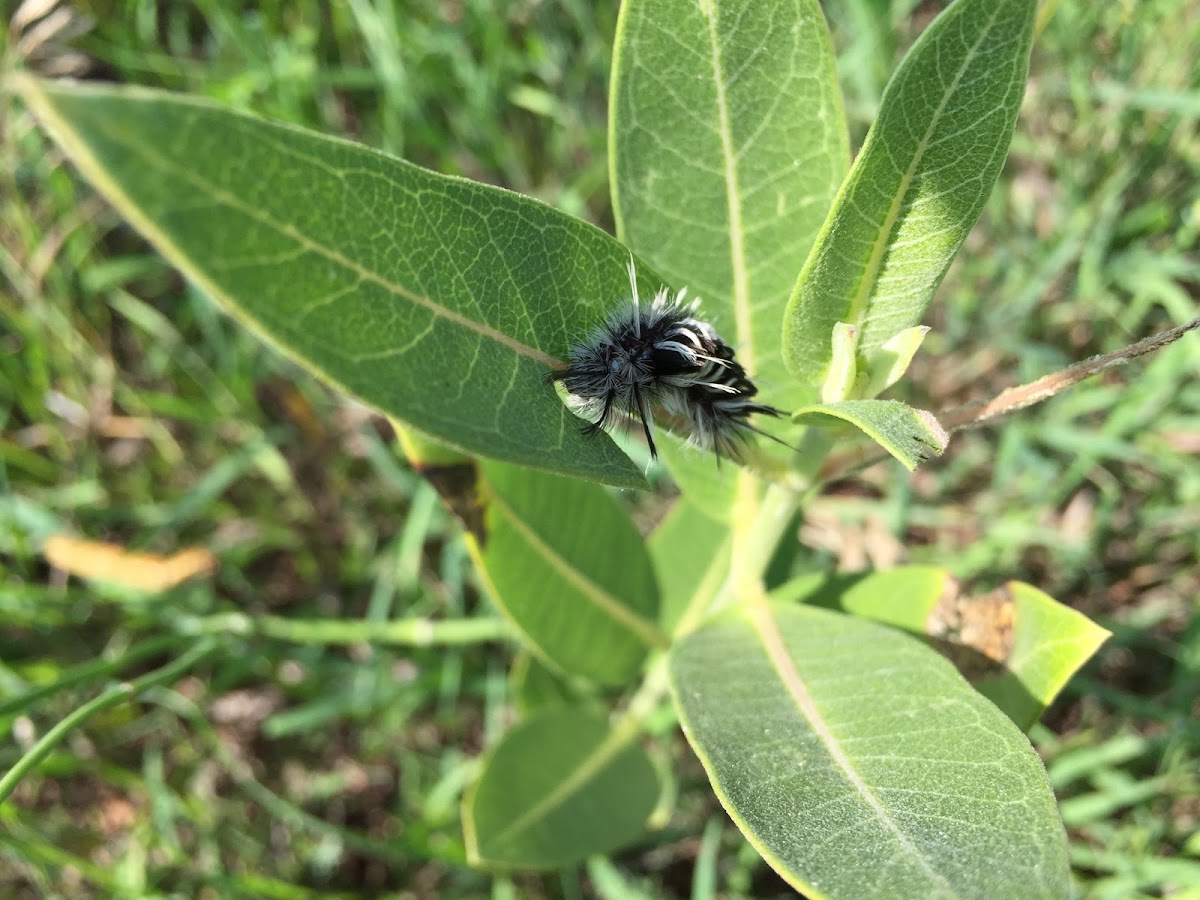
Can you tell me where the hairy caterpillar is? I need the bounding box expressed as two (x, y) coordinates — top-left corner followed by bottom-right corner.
(549, 259), (784, 459)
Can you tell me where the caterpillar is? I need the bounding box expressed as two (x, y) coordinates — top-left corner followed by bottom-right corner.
(548, 258), (785, 459)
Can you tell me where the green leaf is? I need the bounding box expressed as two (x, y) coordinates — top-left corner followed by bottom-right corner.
(470, 461), (664, 686)
(17, 76), (646, 489)
(964, 583), (1111, 732)
(777, 565), (953, 631)
(670, 603), (1069, 899)
(792, 399), (947, 470)
(779, 569), (1112, 730)
(858, 325), (931, 399)
(610, 0), (848, 430)
(509, 653), (571, 717)
(783, 0), (1036, 384)
(509, 653), (601, 718)
(655, 435), (740, 523)
(463, 708), (658, 869)
(647, 498), (731, 636)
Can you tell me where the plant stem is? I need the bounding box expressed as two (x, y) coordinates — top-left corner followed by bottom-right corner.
(0, 633), (185, 718)
(180, 612), (512, 646)
(621, 654), (673, 729)
(714, 479), (802, 616)
(0, 638), (218, 805)
(820, 315), (1200, 482)
(604, 655), (673, 769)
(581, 468), (805, 760)
(938, 315), (1200, 430)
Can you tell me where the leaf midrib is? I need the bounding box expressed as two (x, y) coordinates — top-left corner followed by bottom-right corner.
(487, 489), (667, 650)
(845, 0), (1007, 326)
(480, 719), (636, 855)
(700, 0), (754, 370)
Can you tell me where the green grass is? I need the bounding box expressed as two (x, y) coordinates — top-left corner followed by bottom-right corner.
(2, 0), (1198, 896)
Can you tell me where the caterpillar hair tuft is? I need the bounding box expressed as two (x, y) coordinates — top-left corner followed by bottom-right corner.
(549, 257), (786, 460)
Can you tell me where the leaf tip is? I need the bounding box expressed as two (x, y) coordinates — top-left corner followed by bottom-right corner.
(914, 408), (949, 456)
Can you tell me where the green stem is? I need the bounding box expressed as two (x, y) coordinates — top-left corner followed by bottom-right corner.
(621, 654), (672, 730)
(714, 479), (802, 616)
(0, 638), (218, 805)
(0, 633), (186, 718)
(180, 612), (512, 646)
(562, 478), (805, 767)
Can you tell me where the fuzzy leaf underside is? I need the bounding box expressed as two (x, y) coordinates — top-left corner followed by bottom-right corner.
(793, 399), (948, 470)
(783, 0), (1036, 384)
(670, 603), (1070, 899)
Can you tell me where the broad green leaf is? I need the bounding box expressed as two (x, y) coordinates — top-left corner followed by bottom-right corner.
(779, 569), (1112, 730)
(17, 76), (646, 489)
(783, 0), (1036, 384)
(648, 498), (731, 636)
(610, 0), (848, 440)
(792, 400), (947, 470)
(463, 708), (658, 868)
(670, 603), (1069, 899)
(470, 461), (664, 686)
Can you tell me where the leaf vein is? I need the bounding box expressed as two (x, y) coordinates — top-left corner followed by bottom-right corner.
(96, 112), (565, 369)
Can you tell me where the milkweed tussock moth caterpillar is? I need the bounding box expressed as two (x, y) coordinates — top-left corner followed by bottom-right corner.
(549, 258), (787, 460)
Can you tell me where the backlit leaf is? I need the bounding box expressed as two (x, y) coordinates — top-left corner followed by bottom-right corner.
(18, 76), (647, 488)
(792, 399), (947, 470)
(463, 708), (658, 868)
(779, 569), (1111, 730)
(470, 461), (664, 686)
(954, 582), (1111, 732)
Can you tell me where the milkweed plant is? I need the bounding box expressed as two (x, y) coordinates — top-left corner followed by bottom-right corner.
(27, 0), (1197, 895)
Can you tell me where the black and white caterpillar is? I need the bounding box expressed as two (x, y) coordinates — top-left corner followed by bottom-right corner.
(549, 258), (784, 459)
